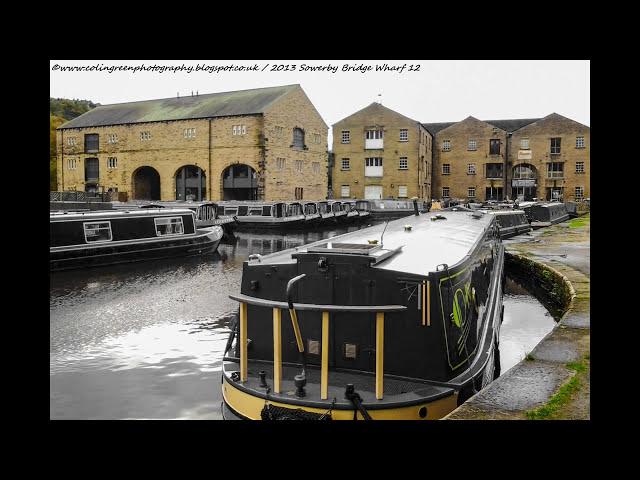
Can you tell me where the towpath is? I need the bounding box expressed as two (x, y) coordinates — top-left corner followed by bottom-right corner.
(445, 214), (590, 420)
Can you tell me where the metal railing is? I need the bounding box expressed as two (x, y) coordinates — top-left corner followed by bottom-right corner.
(50, 191), (113, 202)
(228, 291), (422, 401)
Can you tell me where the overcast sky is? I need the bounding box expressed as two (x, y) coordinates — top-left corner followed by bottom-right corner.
(50, 60), (589, 144)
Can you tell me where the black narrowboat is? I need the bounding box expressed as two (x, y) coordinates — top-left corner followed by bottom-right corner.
(316, 201), (337, 224)
(217, 201), (307, 230)
(50, 208), (224, 271)
(221, 208), (505, 420)
(486, 209), (532, 239)
(302, 202), (322, 226)
(526, 202), (571, 228)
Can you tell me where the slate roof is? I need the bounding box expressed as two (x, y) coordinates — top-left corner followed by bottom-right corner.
(420, 122), (457, 135)
(59, 84), (300, 129)
(422, 117), (540, 135)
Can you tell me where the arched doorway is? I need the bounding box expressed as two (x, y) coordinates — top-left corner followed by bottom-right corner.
(132, 166), (161, 200)
(175, 165), (206, 201)
(222, 164), (257, 200)
(512, 164), (537, 201)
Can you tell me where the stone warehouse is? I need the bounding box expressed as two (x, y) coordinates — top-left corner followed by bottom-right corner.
(332, 103), (432, 200)
(423, 113), (590, 202)
(56, 84), (328, 202)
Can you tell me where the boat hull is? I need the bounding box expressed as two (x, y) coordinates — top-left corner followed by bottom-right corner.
(50, 227), (223, 271)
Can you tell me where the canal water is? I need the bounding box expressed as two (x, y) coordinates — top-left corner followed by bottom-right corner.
(50, 226), (557, 419)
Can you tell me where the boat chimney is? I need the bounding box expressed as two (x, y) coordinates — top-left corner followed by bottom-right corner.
(412, 197), (420, 216)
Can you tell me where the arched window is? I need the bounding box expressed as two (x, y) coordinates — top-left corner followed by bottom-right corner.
(292, 128), (305, 149)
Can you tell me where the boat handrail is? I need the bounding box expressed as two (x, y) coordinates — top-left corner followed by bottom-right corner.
(228, 293), (407, 312)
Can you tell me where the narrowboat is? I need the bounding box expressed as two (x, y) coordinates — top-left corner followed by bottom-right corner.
(113, 201), (237, 235)
(316, 201), (337, 224)
(328, 201), (349, 223)
(564, 202), (578, 218)
(217, 201), (307, 230)
(344, 200), (372, 223)
(221, 208), (505, 420)
(302, 202), (322, 226)
(360, 199), (429, 220)
(50, 208), (224, 271)
(486, 209), (532, 239)
(526, 202), (571, 228)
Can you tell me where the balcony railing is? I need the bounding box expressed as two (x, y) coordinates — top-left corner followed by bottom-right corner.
(547, 172), (564, 179)
(365, 139), (384, 150)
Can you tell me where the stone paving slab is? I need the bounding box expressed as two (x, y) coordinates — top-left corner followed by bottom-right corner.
(530, 327), (590, 363)
(446, 362), (575, 419)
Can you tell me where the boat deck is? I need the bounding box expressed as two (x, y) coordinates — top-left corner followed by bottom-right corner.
(224, 360), (454, 409)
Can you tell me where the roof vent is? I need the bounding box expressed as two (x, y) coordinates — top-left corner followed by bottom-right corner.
(431, 215), (447, 221)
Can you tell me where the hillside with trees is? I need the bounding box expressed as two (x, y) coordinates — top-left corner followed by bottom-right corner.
(49, 98), (99, 190)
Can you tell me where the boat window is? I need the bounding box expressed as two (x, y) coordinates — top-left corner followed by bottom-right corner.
(83, 221), (112, 243)
(154, 217), (185, 236)
(262, 206), (272, 216)
(217, 205), (225, 216)
(356, 201), (369, 210)
(238, 206), (248, 216)
(225, 207), (238, 216)
(248, 208), (263, 216)
(331, 203), (341, 213)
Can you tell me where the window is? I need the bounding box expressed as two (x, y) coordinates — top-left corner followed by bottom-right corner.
(468, 187), (476, 198)
(576, 161), (585, 174)
(67, 158), (78, 170)
(442, 187), (450, 198)
(489, 139), (500, 155)
(467, 164), (476, 175)
(341, 130), (350, 143)
(107, 157), (118, 169)
(468, 139), (477, 151)
(312, 162), (320, 174)
(366, 129), (383, 139)
(85, 134), (99, 152)
(184, 128), (196, 138)
(398, 185), (408, 198)
(341, 185), (350, 198)
(442, 140), (451, 151)
(276, 158), (285, 170)
(485, 163), (503, 179)
(313, 133), (321, 144)
(547, 162), (564, 178)
(154, 217), (184, 236)
(232, 125), (247, 136)
(575, 186), (584, 201)
(520, 138), (530, 150)
(107, 134), (118, 144)
(295, 160), (303, 172)
(67, 137), (77, 146)
(399, 129), (408, 141)
(365, 157), (383, 176)
(576, 136), (585, 148)
(341, 158), (350, 170)
(399, 157), (408, 170)
(292, 128), (305, 148)
(275, 126), (284, 136)
(140, 131), (151, 140)
(295, 187), (304, 200)
(442, 164), (450, 175)
(550, 137), (561, 154)
(83, 221), (112, 243)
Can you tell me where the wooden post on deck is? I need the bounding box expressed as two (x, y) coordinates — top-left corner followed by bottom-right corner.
(273, 308), (282, 394)
(376, 312), (384, 400)
(240, 302), (247, 382)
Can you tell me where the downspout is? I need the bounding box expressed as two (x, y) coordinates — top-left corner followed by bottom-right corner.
(505, 132), (511, 200)
(208, 119), (212, 201)
(60, 129), (64, 191)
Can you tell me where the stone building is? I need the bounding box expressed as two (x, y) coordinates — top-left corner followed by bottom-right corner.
(56, 84), (328, 202)
(424, 113), (589, 202)
(507, 113), (590, 202)
(331, 102), (432, 200)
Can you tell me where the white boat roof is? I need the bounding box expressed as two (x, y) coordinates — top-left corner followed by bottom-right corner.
(252, 210), (494, 275)
(49, 208), (194, 222)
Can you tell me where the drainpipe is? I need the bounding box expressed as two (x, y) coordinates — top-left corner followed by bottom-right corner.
(60, 129), (64, 191)
(505, 132), (511, 200)
(208, 119), (212, 200)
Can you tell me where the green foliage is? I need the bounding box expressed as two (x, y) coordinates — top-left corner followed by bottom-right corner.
(50, 98), (98, 121)
(49, 98), (99, 191)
